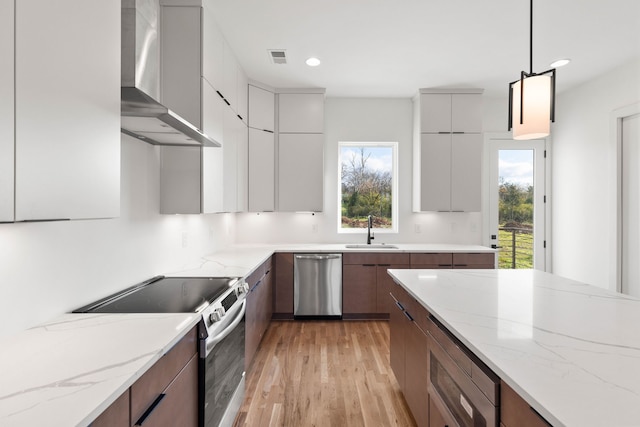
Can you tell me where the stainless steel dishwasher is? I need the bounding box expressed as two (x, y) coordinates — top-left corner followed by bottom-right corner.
(294, 253), (342, 318)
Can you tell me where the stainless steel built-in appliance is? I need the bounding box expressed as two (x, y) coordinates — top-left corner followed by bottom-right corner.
(74, 276), (249, 427)
(293, 254), (342, 318)
(427, 316), (499, 427)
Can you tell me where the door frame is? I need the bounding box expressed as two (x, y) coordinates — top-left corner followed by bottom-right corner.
(609, 102), (640, 292)
(482, 132), (551, 271)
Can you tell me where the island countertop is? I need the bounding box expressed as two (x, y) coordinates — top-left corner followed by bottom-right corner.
(387, 268), (640, 427)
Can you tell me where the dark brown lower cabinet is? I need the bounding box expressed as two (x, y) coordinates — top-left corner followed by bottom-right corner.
(90, 326), (198, 427)
(429, 396), (451, 427)
(389, 283), (430, 427)
(343, 263), (377, 314)
(501, 381), (552, 427)
(246, 257), (273, 369)
(273, 252), (294, 317)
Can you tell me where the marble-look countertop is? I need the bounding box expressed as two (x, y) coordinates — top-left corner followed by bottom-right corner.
(165, 243), (495, 278)
(387, 268), (640, 427)
(0, 313), (200, 427)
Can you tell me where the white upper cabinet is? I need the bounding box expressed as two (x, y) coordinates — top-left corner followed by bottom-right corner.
(451, 134), (482, 211)
(15, 0), (120, 221)
(236, 67), (248, 123)
(202, 4), (224, 93)
(278, 93), (324, 133)
(222, 41), (238, 111)
(414, 89), (483, 212)
(278, 133), (324, 212)
(0, 0), (14, 222)
(248, 128), (275, 212)
(248, 85), (275, 132)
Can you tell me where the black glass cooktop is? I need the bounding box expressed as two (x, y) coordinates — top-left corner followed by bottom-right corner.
(73, 276), (235, 314)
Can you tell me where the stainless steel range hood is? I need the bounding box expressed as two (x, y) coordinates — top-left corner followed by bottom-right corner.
(121, 0), (220, 147)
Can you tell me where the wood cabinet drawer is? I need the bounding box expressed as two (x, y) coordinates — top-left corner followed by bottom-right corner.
(274, 252), (294, 315)
(452, 253), (495, 268)
(501, 381), (551, 427)
(131, 327), (197, 424)
(343, 252), (410, 265)
(410, 253), (453, 267)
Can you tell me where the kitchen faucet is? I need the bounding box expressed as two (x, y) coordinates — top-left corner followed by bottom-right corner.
(367, 215), (375, 245)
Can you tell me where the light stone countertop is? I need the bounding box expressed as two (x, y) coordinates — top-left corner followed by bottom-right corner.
(0, 243), (493, 426)
(387, 268), (640, 427)
(164, 243), (495, 278)
(0, 313), (200, 427)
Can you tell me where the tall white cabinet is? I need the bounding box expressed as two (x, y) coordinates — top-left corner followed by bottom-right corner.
(10, 0), (121, 221)
(277, 91), (325, 212)
(159, 0), (247, 214)
(413, 89), (483, 212)
(0, 0), (14, 222)
(248, 84), (276, 212)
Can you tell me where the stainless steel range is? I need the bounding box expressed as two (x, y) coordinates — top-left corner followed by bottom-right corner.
(74, 276), (249, 427)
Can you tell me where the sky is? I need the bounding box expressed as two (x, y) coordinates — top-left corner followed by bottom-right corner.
(340, 145), (393, 173)
(499, 149), (534, 186)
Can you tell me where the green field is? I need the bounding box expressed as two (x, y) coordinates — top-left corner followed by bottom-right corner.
(498, 227), (533, 269)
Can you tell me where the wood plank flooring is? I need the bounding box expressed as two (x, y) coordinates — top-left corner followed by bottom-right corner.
(234, 321), (417, 427)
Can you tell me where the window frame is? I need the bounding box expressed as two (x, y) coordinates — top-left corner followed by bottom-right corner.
(337, 141), (399, 234)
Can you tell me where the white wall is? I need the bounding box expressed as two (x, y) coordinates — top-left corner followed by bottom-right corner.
(552, 58), (640, 289)
(0, 135), (235, 339)
(235, 97), (483, 245)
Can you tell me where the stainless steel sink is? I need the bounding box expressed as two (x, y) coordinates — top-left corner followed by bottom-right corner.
(344, 244), (399, 249)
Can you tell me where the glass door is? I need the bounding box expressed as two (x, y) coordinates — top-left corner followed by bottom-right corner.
(487, 137), (546, 270)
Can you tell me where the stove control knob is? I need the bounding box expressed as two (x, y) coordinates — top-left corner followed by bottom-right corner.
(209, 307), (225, 323)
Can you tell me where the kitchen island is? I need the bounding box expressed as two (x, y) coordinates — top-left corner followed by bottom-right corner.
(387, 268), (640, 426)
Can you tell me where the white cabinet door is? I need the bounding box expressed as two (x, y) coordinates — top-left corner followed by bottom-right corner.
(451, 134), (482, 211)
(161, 146), (202, 214)
(236, 67), (248, 123)
(278, 93), (324, 133)
(420, 93), (452, 133)
(202, 79), (224, 146)
(0, 0), (14, 222)
(451, 94), (482, 133)
(222, 40), (238, 110)
(248, 85), (275, 132)
(202, 4), (224, 93)
(278, 133), (324, 212)
(236, 122), (248, 212)
(161, 5), (202, 127)
(419, 134), (451, 212)
(248, 128), (275, 212)
(222, 108), (238, 212)
(15, 0), (120, 220)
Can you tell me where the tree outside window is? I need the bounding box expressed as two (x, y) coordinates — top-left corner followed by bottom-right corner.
(339, 142), (397, 232)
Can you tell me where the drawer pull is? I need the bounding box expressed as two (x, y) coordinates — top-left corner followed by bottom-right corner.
(135, 393), (166, 426)
(395, 300), (405, 311)
(403, 310), (414, 321)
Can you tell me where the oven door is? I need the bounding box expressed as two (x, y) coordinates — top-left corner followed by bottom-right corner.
(200, 299), (246, 427)
(428, 334), (497, 427)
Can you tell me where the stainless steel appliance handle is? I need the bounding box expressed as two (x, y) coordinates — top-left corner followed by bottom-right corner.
(295, 254), (341, 260)
(204, 299), (246, 356)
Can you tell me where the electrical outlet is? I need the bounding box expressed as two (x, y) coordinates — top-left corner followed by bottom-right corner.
(414, 224), (422, 233)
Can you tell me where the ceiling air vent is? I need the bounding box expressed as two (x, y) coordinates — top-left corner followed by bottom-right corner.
(268, 49), (287, 64)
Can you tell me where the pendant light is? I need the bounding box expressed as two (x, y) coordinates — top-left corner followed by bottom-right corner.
(508, 0), (556, 140)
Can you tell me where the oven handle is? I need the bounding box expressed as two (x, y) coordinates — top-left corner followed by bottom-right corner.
(204, 299), (246, 357)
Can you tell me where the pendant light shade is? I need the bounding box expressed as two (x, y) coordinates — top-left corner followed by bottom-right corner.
(511, 75), (552, 140)
(508, 0), (556, 140)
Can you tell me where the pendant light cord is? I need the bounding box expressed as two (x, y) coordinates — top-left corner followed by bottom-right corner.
(529, 0), (533, 75)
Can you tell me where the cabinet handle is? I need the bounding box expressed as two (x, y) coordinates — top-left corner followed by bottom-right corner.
(363, 264), (376, 267)
(453, 264), (468, 267)
(263, 129), (274, 133)
(438, 264), (452, 267)
(452, 131), (465, 134)
(216, 90), (225, 99)
(403, 310), (414, 321)
(395, 300), (405, 311)
(224, 99), (231, 106)
(237, 114), (244, 121)
(135, 393), (166, 426)
(437, 131), (450, 134)
(378, 264), (391, 267)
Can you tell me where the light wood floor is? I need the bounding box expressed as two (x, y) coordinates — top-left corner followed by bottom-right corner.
(234, 321), (417, 427)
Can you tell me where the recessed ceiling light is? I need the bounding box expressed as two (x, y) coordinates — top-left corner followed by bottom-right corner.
(305, 57), (321, 67)
(550, 58), (571, 68)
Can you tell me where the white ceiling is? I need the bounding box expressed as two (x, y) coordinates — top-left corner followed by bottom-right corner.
(210, 0), (640, 98)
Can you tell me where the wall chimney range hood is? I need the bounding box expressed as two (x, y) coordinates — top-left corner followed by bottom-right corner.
(121, 0), (220, 147)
